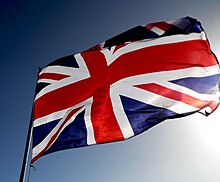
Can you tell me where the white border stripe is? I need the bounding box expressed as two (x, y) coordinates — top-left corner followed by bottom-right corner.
(84, 97), (96, 145)
(110, 87), (134, 139)
(112, 65), (220, 86)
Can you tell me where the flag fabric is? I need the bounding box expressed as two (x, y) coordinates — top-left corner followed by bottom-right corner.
(32, 17), (220, 163)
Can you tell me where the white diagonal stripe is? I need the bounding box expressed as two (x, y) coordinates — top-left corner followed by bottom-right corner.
(39, 66), (77, 76)
(34, 108), (68, 127)
(158, 81), (219, 102)
(151, 27), (165, 35)
(35, 53), (90, 100)
(114, 84), (199, 114)
(37, 79), (56, 84)
(32, 106), (85, 159)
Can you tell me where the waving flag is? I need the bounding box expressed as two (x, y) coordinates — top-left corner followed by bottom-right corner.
(32, 17), (220, 163)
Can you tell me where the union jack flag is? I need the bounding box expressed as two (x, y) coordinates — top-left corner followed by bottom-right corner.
(32, 17), (220, 163)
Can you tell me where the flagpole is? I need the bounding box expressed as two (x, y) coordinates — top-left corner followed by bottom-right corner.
(19, 68), (41, 182)
(19, 108), (34, 182)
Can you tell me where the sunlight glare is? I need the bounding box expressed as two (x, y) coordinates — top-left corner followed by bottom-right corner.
(194, 107), (220, 153)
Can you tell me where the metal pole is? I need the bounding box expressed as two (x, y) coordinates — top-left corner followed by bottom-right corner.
(19, 109), (34, 182)
(19, 69), (40, 182)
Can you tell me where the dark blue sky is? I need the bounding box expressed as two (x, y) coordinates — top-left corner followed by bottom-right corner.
(1, 1), (220, 182)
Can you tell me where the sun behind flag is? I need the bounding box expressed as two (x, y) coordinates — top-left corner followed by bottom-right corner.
(32, 17), (220, 163)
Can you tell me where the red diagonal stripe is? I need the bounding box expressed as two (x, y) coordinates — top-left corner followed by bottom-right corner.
(34, 78), (96, 120)
(151, 22), (173, 31)
(136, 83), (211, 108)
(146, 21), (173, 31)
(208, 101), (219, 112)
(39, 73), (70, 81)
